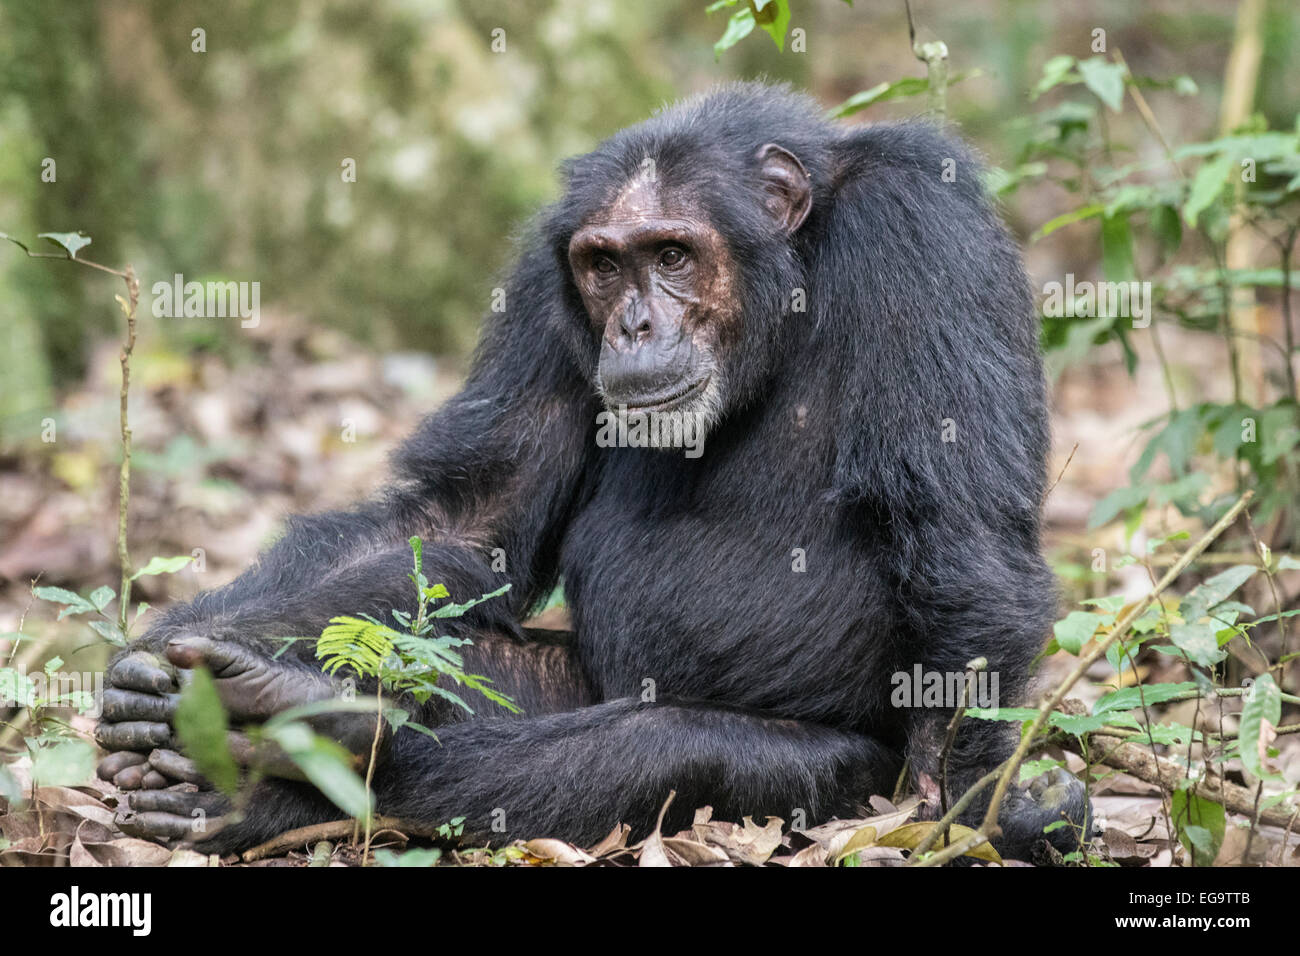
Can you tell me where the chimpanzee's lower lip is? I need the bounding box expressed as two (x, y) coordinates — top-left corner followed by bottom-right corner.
(621, 375), (710, 413)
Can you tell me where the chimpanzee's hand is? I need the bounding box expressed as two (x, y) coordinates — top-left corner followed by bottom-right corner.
(96, 636), (369, 789)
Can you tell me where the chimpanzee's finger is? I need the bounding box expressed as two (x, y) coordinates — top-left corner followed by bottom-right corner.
(116, 811), (193, 842)
(119, 790), (230, 844)
(130, 789), (230, 816)
(147, 748), (208, 786)
(101, 688), (179, 722)
(165, 636), (261, 677)
(97, 750), (147, 781)
(113, 764), (148, 790)
(107, 651), (176, 694)
(94, 720), (172, 752)
(141, 770), (170, 789)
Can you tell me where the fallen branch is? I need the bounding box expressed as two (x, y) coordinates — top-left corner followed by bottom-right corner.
(240, 815), (426, 863)
(1073, 734), (1297, 829)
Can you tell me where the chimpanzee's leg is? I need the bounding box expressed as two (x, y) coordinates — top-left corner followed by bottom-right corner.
(187, 697), (900, 854)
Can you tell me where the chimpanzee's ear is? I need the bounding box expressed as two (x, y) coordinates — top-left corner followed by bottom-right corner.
(756, 143), (812, 234)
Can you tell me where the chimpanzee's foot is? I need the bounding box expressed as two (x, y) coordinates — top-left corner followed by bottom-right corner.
(116, 786), (234, 846)
(995, 767), (1092, 864)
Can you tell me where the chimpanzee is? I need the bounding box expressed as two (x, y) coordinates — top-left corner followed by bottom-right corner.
(95, 82), (1090, 861)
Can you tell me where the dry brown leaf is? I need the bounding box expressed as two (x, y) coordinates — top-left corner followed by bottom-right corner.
(834, 826), (878, 863)
(588, 823), (631, 857)
(73, 837), (175, 867)
(69, 827), (101, 867)
(660, 837), (732, 866)
(34, 786), (115, 828)
(780, 843), (829, 867)
(522, 838), (596, 866)
(0, 832), (71, 866)
(876, 822), (1003, 864)
(803, 798), (919, 859)
(166, 848), (218, 867)
(868, 795), (898, 815)
(690, 814), (784, 865)
(856, 846), (906, 866)
(638, 831), (672, 867)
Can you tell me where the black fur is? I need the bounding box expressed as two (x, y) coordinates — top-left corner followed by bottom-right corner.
(118, 83), (1086, 860)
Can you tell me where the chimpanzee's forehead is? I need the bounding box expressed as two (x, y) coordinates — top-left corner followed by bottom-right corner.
(578, 164), (704, 229)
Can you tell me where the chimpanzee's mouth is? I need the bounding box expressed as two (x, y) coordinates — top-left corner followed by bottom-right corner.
(622, 375), (710, 413)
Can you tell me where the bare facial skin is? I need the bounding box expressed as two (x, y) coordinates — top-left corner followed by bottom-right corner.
(569, 173), (731, 424)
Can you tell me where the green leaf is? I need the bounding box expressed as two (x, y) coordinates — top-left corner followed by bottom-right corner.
(383, 706), (410, 731)
(1031, 54), (1077, 99)
(1086, 486), (1149, 530)
(89, 619), (128, 647)
(267, 721), (371, 820)
(173, 667), (240, 795)
(751, 0), (790, 51)
(1093, 681), (1197, 715)
(1136, 722), (1198, 746)
(830, 71), (981, 118)
(1170, 789), (1224, 866)
(1100, 213), (1135, 282)
(430, 583), (511, 619)
(1053, 610), (1112, 655)
(1051, 712), (1114, 735)
(30, 738), (96, 787)
(317, 616), (397, 678)
(37, 231), (92, 259)
(1168, 621), (1227, 667)
(713, 6), (755, 58)
(1077, 57), (1126, 112)
(88, 586), (116, 612)
(1179, 564), (1257, 621)
(130, 555), (195, 580)
(33, 586), (96, 618)
(1150, 204), (1182, 258)
(1018, 758), (1064, 784)
(0, 231), (33, 254)
(1034, 203), (1105, 241)
(1184, 153), (1234, 228)
(1239, 674), (1282, 781)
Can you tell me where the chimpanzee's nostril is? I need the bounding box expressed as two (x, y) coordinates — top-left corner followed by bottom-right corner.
(618, 313), (652, 343)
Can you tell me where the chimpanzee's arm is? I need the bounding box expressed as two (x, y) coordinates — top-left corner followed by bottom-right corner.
(147, 315), (594, 658)
(97, 243), (599, 763)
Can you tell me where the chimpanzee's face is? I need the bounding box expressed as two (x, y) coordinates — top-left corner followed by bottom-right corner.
(568, 144), (811, 433)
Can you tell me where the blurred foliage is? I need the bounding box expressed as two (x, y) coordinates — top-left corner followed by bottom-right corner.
(2, 0), (1299, 451)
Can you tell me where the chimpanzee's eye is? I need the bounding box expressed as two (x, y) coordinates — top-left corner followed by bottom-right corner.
(594, 255), (618, 276)
(659, 246), (688, 269)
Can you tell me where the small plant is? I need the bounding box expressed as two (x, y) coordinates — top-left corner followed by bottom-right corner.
(0, 558), (195, 813)
(316, 535), (518, 727)
(313, 535), (517, 862)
